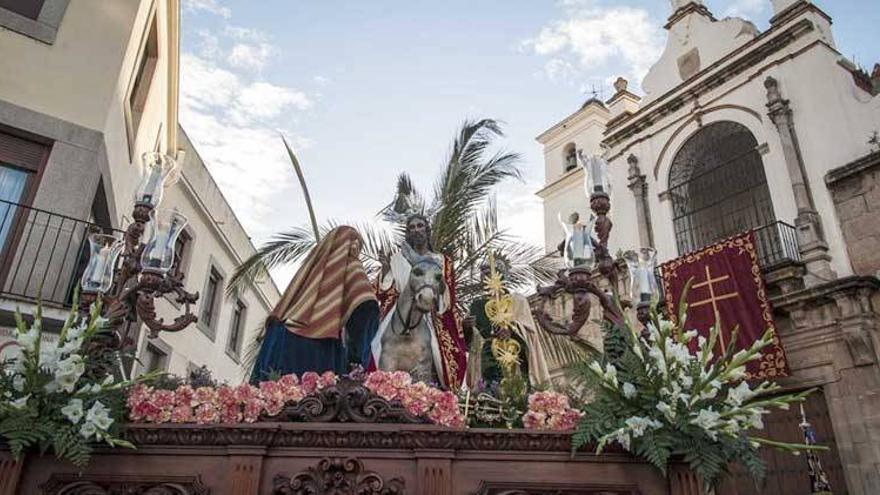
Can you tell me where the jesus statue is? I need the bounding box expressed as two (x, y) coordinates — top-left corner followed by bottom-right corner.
(370, 214), (468, 389)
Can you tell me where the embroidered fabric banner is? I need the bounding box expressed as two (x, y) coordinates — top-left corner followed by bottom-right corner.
(660, 232), (788, 379)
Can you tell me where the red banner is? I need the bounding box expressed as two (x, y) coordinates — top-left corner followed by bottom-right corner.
(660, 232), (788, 380)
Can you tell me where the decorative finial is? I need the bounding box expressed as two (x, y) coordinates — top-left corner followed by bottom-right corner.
(613, 77), (629, 94)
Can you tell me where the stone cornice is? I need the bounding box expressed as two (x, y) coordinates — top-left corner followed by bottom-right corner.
(664, 2), (716, 30)
(770, 1), (832, 27)
(825, 151), (880, 186)
(537, 101), (609, 144)
(536, 167), (584, 199)
(771, 275), (880, 310)
(604, 18), (815, 147)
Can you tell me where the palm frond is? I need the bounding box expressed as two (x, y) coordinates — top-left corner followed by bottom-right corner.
(430, 119), (522, 255)
(380, 173), (426, 223)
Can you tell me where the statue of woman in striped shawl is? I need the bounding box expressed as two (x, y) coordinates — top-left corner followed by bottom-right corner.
(250, 226), (380, 383)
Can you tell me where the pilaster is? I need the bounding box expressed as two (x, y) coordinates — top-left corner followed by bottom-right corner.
(764, 76), (835, 284)
(626, 154), (654, 248)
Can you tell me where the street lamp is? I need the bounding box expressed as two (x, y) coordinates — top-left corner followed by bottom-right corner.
(80, 152), (199, 352)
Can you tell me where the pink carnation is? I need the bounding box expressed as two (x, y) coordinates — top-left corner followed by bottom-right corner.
(170, 404), (193, 423)
(173, 385), (195, 407)
(318, 371), (338, 388)
(194, 403), (220, 424)
(301, 372), (320, 395)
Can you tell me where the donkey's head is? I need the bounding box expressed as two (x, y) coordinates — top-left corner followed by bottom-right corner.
(407, 257), (445, 313)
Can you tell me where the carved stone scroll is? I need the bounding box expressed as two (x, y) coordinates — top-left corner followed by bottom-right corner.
(278, 378), (426, 424)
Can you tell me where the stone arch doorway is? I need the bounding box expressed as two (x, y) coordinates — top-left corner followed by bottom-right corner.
(668, 121), (776, 255)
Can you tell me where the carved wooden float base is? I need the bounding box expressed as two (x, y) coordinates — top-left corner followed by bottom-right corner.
(4, 423), (708, 495)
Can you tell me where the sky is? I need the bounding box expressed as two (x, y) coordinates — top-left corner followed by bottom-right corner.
(178, 0), (879, 285)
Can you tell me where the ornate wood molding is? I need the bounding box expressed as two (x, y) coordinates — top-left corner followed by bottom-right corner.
(40, 474), (208, 495)
(278, 378), (426, 424)
(472, 481), (641, 495)
(122, 424), (623, 455)
(272, 457), (404, 495)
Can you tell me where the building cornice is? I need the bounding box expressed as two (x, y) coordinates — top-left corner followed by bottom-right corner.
(770, 1), (832, 27)
(536, 101), (610, 144)
(664, 2), (716, 30)
(604, 18), (815, 148)
(536, 167), (584, 199)
(825, 151), (880, 186)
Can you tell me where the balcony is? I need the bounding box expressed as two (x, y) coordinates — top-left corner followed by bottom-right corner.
(753, 221), (801, 269)
(0, 199), (119, 308)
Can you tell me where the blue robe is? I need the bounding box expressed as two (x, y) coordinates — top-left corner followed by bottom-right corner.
(250, 300), (379, 383)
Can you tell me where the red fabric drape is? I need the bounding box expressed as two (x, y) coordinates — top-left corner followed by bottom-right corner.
(660, 232), (789, 380)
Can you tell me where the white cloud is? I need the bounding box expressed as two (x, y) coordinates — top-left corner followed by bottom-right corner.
(523, 3), (664, 88)
(723, 0), (768, 19)
(228, 41), (275, 71)
(183, 0), (231, 19)
(179, 21), (314, 254)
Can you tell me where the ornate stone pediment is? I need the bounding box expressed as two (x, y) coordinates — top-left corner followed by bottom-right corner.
(272, 457), (404, 495)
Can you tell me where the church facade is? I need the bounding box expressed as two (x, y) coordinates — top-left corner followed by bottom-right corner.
(537, 1), (880, 493)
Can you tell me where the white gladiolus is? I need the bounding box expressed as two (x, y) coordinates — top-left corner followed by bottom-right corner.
(725, 381), (755, 407)
(16, 326), (39, 353)
(86, 401), (114, 431)
(691, 408), (722, 439)
(12, 374), (25, 392)
(625, 416), (663, 437)
(80, 421), (97, 439)
(622, 382), (637, 399)
(61, 398), (84, 424)
(656, 401), (675, 420)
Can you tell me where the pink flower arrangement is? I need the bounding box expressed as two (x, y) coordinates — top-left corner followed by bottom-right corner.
(362, 371), (464, 428)
(521, 391), (583, 431)
(126, 370), (463, 428)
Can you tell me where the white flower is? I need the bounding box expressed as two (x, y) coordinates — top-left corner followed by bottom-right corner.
(745, 410), (765, 429)
(58, 337), (83, 356)
(656, 401), (675, 420)
(690, 408), (722, 439)
(588, 361), (604, 376)
(625, 416), (662, 438)
(679, 374), (693, 390)
(613, 429), (632, 451)
(54, 355), (85, 393)
(682, 330), (698, 342)
(102, 375), (115, 386)
(80, 421), (97, 439)
(727, 366), (748, 381)
(16, 326), (39, 353)
(39, 345), (62, 372)
(725, 381), (756, 407)
(604, 364), (618, 385)
(10, 394), (31, 409)
(86, 401), (113, 430)
(61, 398), (84, 424)
(12, 375), (24, 392)
(622, 382), (636, 399)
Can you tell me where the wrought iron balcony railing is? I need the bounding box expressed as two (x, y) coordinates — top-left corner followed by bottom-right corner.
(753, 221), (801, 269)
(0, 199), (120, 307)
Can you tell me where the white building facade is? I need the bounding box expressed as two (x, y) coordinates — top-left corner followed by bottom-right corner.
(0, 0), (279, 383)
(537, 1), (880, 493)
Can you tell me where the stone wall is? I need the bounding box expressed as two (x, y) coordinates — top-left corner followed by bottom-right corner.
(826, 151), (880, 277)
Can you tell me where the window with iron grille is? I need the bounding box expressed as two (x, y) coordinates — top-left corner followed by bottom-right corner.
(668, 121), (776, 256)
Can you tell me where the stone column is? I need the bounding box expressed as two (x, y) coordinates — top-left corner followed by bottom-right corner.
(626, 154), (655, 248)
(764, 76), (836, 284)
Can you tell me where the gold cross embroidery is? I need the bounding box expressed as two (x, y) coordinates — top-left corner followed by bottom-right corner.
(689, 265), (739, 350)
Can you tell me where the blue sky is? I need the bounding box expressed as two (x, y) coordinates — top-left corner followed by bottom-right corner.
(178, 0), (879, 282)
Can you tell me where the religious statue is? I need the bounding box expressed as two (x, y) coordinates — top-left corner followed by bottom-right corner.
(557, 211), (596, 268)
(370, 214), (468, 389)
(463, 255), (551, 390)
(250, 226), (380, 383)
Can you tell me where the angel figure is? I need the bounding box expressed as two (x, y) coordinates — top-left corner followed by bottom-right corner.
(557, 211), (595, 268)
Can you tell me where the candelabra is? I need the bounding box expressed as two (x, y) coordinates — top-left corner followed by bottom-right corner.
(79, 152), (199, 352)
(534, 150), (659, 335)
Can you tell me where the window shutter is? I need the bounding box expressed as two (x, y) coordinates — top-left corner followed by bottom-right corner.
(0, 131), (50, 173)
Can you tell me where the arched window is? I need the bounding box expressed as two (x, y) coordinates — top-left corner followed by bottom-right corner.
(668, 121), (775, 255)
(563, 143), (577, 172)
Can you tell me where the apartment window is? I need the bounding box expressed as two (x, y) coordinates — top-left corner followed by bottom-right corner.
(0, 0), (70, 44)
(125, 13), (159, 152)
(141, 342), (169, 374)
(171, 229), (192, 281)
(199, 266), (223, 338)
(0, 129), (49, 259)
(227, 300), (246, 358)
(0, 0), (45, 19)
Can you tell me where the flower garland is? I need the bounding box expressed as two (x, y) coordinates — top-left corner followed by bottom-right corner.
(521, 391), (583, 431)
(127, 370), (465, 428)
(363, 370), (464, 428)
